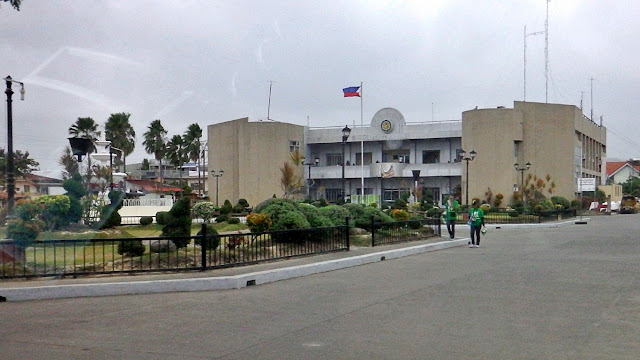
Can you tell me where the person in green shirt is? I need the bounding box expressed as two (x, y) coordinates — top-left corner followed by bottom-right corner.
(468, 200), (485, 248)
(444, 196), (460, 239)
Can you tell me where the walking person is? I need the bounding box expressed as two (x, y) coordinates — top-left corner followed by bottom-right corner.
(468, 200), (485, 248)
(444, 196), (460, 239)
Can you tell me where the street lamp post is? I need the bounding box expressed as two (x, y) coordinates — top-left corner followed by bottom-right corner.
(4, 76), (25, 216)
(460, 149), (477, 207)
(514, 162), (531, 206)
(341, 125), (351, 203)
(411, 169), (421, 204)
(303, 157), (320, 198)
(211, 170), (224, 207)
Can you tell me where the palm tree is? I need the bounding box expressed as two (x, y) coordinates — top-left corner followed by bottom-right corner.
(182, 123), (203, 195)
(166, 134), (188, 188)
(104, 112), (136, 173)
(142, 119), (168, 184)
(68, 117), (100, 186)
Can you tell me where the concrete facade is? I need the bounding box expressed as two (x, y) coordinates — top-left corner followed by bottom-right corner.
(207, 117), (305, 207)
(462, 101), (607, 206)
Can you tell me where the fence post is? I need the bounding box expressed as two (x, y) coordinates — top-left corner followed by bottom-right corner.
(371, 215), (376, 247)
(345, 217), (350, 250)
(200, 223), (207, 271)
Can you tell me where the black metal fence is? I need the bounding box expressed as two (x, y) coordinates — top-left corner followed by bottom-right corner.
(372, 217), (441, 247)
(452, 208), (577, 224)
(0, 224), (349, 279)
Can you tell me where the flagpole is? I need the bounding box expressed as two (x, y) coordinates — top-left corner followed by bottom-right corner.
(360, 81), (364, 205)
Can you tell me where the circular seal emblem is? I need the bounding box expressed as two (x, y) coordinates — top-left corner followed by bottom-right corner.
(381, 119), (393, 134)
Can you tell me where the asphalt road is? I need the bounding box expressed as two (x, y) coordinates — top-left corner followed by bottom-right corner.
(1, 214), (639, 359)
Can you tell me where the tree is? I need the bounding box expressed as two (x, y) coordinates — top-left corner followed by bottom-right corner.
(183, 124), (203, 195)
(621, 176), (640, 198)
(142, 119), (168, 184)
(1, 0), (21, 10)
(59, 146), (79, 179)
(166, 134), (188, 187)
(68, 117), (101, 186)
(105, 112), (136, 172)
(0, 148), (39, 186)
(279, 150), (304, 198)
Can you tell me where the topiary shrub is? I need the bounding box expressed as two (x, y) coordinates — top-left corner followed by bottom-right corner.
(195, 224), (220, 249)
(6, 219), (44, 248)
(270, 211), (311, 243)
(156, 211), (170, 225)
(117, 240), (146, 257)
(343, 203), (366, 223)
(220, 199), (233, 215)
(254, 197), (301, 214)
(99, 191), (124, 229)
(390, 209), (410, 221)
(139, 216), (153, 225)
(298, 203), (334, 228)
(318, 205), (351, 227)
(246, 212), (272, 233)
(161, 197), (192, 248)
(228, 217), (240, 224)
(216, 214), (229, 223)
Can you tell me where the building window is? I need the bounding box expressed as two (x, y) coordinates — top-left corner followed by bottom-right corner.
(355, 188), (373, 195)
(355, 152), (372, 165)
(514, 141), (521, 157)
(327, 153), (343, 166)
(23, 185), (30, 193)
(383, 188), (410, 202)
(325, 188), (343, 203)
(422, 150), (440, 164)
(289, 140), (300, 153)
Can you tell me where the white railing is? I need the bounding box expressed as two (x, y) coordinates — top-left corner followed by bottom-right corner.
(122, 198), (174, 207)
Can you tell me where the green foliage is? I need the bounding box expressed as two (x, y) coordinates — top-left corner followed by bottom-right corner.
(318, 205), (351, 227)
(216, 214), (229, 223)
(191, 201), (217, 223)
(246, 212), (272, 233)
(254, 197), (301, 214)
(183, 185), (192, 194)
(99, 191), (124, 229)
(317, 198), (329, 207)
(391, 197), (408, 210)
(6, 219), (44, 247)
(161, 197), (192, 248)
(139, 216), (153, 225)
(408, 216), (423, 229)
(156, 211), (170, 225)
(238, 198), (250, 208)
(621, 176), (640, 198)
(15, 200), (41, 221)
(195, 224), (220, 249)
(36, 195), (71, 230)
(390, 209), (410, 221)
(220, 199), (233, 215)
(298, 203), (334, 228)
(550, 196), (570, 209)
(570, 199), (581, 209)
(342, 203), (366, 222)
(63, 173), (86, 199)
(117, 240), (146, 257)
(354, 206), (394, 230)
(228, 217), (240, 224)
(270, 211), (310, 231)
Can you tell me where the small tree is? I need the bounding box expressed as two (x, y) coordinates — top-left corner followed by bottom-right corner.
(191, 201), (217, 223)
(161, 197), (192, 248)
(36, 195), (71, 231)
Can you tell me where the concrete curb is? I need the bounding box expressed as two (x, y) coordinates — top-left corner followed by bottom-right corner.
(1, 239), (467, 302)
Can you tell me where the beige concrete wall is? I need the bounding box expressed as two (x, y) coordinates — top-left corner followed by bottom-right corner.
(463, 101), (607, 207)
(208, 118), (305, 208)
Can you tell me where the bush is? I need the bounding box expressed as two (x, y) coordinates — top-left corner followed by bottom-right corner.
(298, 203), (334, 228)
(192, 201), (217, 223)
(117, 240), (146, 257)
(254, 197), (301, 214)
(237, 198), (250, 208)
(408, 216), (423, 229)
(139, 216), (153, 225)
(390, 209), (410, 221)
(550, 196), (571, 209)
(354, 206), (394, 231)
(571, 199), (581, 209)
(220, 199), (233, 215)
(195, 224), (220, 249)
(246, 213), (272, 233)
(318, 205), (351, 227)
(161, 197), (192, 248)
(6, 219), (44, 247)
(216, 214), (229, 223)
(156, 211), (170, 225)
(99, 191), (124, 230)
(228, 217), (240, 224)
(270, 211), (310, 243)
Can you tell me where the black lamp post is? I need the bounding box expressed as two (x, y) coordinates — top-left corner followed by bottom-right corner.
(211, 170), (224, 207)
(341, 125), (351, 202)
(68, 137), (92, 162)
(514, 162), (531, 206)
(412, 169), (421, 204)
(460, 149), (477, 206)
(303, 157), (320, 198)
(4, 76), (25, 216)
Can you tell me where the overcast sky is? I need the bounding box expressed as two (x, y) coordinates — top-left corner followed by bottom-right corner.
(2, 0), (639, 174)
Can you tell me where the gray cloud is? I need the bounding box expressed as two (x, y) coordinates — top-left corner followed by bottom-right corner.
(2, 0), (638, 172)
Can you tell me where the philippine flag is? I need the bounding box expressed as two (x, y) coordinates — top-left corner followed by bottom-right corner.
(342, 86), (360, 97)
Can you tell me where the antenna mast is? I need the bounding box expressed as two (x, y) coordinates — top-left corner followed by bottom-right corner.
(523, 25), (544, 102)
(545, 0), (550, 103)
(267, 80), (273, 121)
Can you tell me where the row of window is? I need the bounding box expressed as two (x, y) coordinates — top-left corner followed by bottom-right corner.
(322, 187), (441, 203)
(321, 150), (464, 166)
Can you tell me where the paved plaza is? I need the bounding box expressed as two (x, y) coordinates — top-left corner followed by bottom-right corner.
(1, 215), (640, 359)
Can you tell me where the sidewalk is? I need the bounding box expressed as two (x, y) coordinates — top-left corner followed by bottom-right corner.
(0, 219), (582, 302)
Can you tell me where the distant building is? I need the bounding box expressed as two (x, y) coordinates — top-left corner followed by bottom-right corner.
(606, 161), (640, 184)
